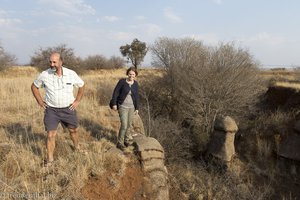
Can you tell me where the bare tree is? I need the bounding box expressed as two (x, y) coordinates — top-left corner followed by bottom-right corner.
(107, 56), (126, 69)
(150, 37), (263, 136)
(30, 44), (81, 72)
(0, 45), (16, 71)
(82, 55), (107, 70)
(82, 55), (125, 70)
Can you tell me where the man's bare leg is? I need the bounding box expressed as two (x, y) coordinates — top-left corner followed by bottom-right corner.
(47, 130), (57, 162)
(69, 128), (80, 150)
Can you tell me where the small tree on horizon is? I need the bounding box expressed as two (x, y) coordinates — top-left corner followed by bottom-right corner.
(30, 44), (81, 72)
(120, 38), (148, 69)
(0, 45), (16, 71)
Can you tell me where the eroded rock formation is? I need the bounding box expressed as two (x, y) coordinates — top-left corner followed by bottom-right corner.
(206, 116), (238, 162)
(133, 135), (169, 200)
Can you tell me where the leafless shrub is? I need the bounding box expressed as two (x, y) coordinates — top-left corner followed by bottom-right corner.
(106, 56), (125, 69)
(150, 37), (263, 149)
(30, 44), (82, 72)
(82, 55), (107, 70)
(148, 117), (194, 163)
(82, 55), (125, 70)
(0, 45), (16, 71)
(139, 75), (169, 119)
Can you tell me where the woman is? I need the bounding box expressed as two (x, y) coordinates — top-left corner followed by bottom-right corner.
(110, 67), (139, 150)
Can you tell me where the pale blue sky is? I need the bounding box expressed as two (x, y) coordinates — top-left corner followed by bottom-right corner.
(0, 0), (299, 67)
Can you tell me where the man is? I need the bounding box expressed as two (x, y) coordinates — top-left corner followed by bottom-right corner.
(31, 52), (85, 166)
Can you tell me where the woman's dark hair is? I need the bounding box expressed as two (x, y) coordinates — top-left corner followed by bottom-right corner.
(126, 67), (138, 76)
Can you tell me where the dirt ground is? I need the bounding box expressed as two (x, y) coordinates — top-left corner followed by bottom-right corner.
(81, 154), (148, 200)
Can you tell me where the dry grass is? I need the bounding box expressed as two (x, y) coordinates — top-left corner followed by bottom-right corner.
(271, 81), (300, 89)
(0, 66), (37, 78)
(259, 69), (300, 82)
(168, 160), (273, 200)
(0, 67), (130, 199)
(0, 66), (298, 200)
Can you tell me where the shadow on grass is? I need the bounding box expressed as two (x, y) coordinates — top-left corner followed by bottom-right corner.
(1, 123), (46, 157)
(80, 118), (118, 144)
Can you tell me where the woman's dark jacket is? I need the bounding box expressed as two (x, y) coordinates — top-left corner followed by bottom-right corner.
(110, 78), (139, 110)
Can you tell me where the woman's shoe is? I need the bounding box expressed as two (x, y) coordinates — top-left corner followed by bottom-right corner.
(116, 142), (125, 151)
(124, 141), (130, 147)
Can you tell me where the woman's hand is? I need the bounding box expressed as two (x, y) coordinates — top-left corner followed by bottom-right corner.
(112, 105), (117, 110)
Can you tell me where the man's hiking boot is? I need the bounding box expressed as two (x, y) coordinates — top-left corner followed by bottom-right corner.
(43, 160), (54, 168)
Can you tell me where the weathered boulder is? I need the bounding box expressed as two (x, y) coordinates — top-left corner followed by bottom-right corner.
(132, 113), (145, 135)
(133, 135), (169, 200)
(207, 116), (238, 162)
(214, 116), (238, 133)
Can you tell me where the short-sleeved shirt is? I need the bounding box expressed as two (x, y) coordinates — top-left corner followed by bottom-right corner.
(33, 67), (84, 108)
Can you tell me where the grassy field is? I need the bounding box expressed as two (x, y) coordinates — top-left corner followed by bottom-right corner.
(0, 67), (149, 199)
(0, 66), (299, 200)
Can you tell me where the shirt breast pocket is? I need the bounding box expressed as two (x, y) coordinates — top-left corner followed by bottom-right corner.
(65, 82), (73, 90)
